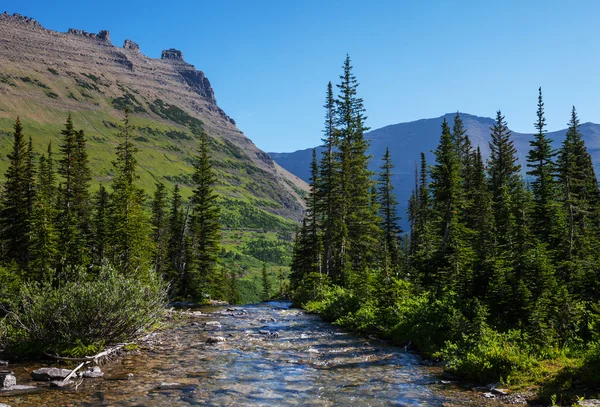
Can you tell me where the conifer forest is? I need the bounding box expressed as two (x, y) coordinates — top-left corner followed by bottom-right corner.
(290, 56), (600, 391)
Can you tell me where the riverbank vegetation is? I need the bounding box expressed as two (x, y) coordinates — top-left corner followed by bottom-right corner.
(0, 112), (223, 357)
(290, 56), (600, 402)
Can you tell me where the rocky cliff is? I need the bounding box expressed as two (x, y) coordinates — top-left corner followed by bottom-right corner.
(0, 12), (307, 226)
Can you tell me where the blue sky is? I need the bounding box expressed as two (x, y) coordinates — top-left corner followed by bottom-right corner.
(3, 1), (600, 152)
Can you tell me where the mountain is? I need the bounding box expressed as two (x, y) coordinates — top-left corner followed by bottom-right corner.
(269, 112), (600, 228)
(0, 12), (307, 232)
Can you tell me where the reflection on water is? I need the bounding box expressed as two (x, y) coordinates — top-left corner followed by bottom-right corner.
(0, 301), (499, 406)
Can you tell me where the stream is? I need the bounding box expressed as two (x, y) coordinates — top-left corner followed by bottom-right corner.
(0, 301), (505, 406)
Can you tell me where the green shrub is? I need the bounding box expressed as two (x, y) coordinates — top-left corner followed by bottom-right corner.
(438, 328), (537, 384)
(336, 301), (379, 333)
(304, 284), (359, 322)
(4, 267), (166, 356)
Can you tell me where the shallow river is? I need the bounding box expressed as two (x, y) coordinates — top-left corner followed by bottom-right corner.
(0, 301), (503, 406)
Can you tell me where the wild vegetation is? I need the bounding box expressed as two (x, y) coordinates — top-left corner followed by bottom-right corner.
(290, 56), (600, 402)
(0, 111), (262, 357)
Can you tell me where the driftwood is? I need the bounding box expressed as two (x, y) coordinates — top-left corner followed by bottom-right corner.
(44, 343), (129, 363)
(62, 361), (88, 382)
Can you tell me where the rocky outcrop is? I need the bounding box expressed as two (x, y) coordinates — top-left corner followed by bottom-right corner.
(0, 12), (42, 29)
(123, 39), (140, 52)
(161, 48), (184, 61)
(67, 28), (111, 43)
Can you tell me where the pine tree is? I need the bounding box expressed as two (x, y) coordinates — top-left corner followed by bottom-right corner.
(91, 184), (109, 268)
(29, 144), (58, 282)
(107, 112), (154, 277)
(1, 118), (32, 267)
(430, 118), (474, 295)
(377, 147), (402, 280)
(335, 55), (379, 299)
(166, 184), (186, 294)
(487, 111), (522, 253)
(190, 128), (221, 298)
(151, 182), (169, 275)
(306, 149), (323, 274)
(557, 107), (600, 298)
(56, 116), (92, 277)
(527, 88), (559, 247)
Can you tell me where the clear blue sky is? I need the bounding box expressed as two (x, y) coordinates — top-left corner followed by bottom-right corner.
(4, 0), (600, 152)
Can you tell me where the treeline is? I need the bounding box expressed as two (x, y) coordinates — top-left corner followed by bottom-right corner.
(291, 56), (600, 386)
(0, 113), (222, 301)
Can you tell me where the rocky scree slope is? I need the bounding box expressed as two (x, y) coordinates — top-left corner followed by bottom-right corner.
(0, 12), (307, 230)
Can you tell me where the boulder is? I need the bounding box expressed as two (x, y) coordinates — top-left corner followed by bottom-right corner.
(80, 366), (104, 378)
(579, 401), (600, 407)
(0, 360), (8, 366)
(206, 336), (226, 344)
(31, 367), (72, 381)
(0, 371), (16, 388)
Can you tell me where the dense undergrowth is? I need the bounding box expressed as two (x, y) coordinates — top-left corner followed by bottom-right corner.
(0, 266), (166, 358)
(296, 278), (600, 403)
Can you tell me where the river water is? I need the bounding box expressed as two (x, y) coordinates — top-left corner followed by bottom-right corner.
(0, 302), (504, 406)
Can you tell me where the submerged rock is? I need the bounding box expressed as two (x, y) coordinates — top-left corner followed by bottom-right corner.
(31, 367), (71, 381)
(0, 371), (16, 388)
(49, 380), (74, 388)
(80, 366), (104, 378)
(206, 336), (226, 344)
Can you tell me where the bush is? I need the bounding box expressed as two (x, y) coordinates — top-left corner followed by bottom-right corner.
(4, 267), (166, 356)
(438, 328), (537, 384)
(304, 285), (359, 322)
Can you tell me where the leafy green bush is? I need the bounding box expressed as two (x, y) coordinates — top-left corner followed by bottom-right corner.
(4, 267), (166, 356)
(304, 284), (359, 322)
(438, 328), (537, 384)
(335, 301), (379, 333)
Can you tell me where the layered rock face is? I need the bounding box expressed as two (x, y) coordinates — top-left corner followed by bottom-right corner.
(0, 12), (307, 222)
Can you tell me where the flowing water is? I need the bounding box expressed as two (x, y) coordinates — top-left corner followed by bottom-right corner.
(0, 302), (503, 406)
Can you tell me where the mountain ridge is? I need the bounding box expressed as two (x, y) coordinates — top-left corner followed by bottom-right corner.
(0, 11), (308, 228)
(269, 112), (600, 227)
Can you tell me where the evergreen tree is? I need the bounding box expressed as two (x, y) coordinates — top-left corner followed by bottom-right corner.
(166, 184), (186, 294)
(487, 111), (522, 253)
(190, 129), (221, 298)
(377, 147), (402, 280)
(151, 182), (169, 275)
(29, 144), (58, 282)
(335, 55), (379, 299)
(91, 184), (109, 268)
(107, 112), (154, 277)
(56, 116), (92, 277)
(527, 88), (559, 247)
(1, 117), (32, 267)
(557, 107), (600, 297)
(306, 149), (323, 275)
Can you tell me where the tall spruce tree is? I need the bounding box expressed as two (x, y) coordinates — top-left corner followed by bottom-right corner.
(1, 118), (32, 267)
(107, 112), (154, 277)
(29, 144), (58, 282)
(335, 55), (379, 299)
(91, 184), (109, 268)
(527, 88), (559, 247)
(377, 147), (402, 280)
(190, 129), (221, 299)
(151, 182), (169, 275)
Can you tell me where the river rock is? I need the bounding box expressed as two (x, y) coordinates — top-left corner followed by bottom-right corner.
(0, 360), (7, 366)
(49, 380), (73, 388)
(0, 371), (16, 388)
(81, 366), (104, 378)
(206, 336), (226, 344)
(579, 401), (600, 407)
(482, 392), (495, 399)
(204, 321), (221, 330)
(31, 367), (72, 381)
(491, 388), (508, 396)
(0, 384), (38, 394)
(0, 402), (10, 406)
